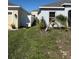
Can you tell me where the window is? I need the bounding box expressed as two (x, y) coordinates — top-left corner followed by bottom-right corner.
(49, 12), (55, 17)
(8, 12), (12, 14)
(49, 12), (55, 22)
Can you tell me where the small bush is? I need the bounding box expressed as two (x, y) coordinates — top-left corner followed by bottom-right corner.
(56, 14), (67, 26)
(35, 17), (39, 25)
(32, 17), (39, 26)
(39, 17), (46, 30)
(56, 15), (68, 30)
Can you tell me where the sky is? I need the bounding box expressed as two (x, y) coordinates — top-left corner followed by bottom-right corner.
(8, 0), (58, 12)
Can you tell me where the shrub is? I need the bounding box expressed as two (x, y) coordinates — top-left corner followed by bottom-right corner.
(56, 14), (67, 26)
(39, 17), (46, 30)
(35, 17), (39, 25)
(32, 17), (39, 26)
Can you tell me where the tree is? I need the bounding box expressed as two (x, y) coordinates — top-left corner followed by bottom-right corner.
(39, 17), (46, 30)
(56, 14), (67, 26)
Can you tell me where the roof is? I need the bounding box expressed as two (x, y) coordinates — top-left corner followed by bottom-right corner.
(38, 0), (71, 14)
(8, 3), (20, 10)
(41, 0), (71, 7)
(32, 10), (38, 12)
(8, 3), (31, 15)
(31, 10), (39, 13)
(8, 3), (19, 6)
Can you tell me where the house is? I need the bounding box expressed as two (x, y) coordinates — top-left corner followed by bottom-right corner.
(8, 3), (34, 30)
(38, 0), (71, 28)
(31, 10), (38, 18)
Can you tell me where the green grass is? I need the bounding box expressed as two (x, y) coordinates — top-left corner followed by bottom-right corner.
(8, 26), (71, 59)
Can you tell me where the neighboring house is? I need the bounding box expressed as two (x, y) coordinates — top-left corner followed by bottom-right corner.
(38, 0), (71, 27)
(31, 10), (38, 18)
(8, 3), (33, 30)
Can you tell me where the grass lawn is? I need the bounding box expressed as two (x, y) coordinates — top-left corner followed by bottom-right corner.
(8, 26), (71, 59)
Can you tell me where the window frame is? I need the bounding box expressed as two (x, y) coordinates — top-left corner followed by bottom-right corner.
(49, 12), (55, 22)
(8, 10), (13, 15)
(49, 12), (55, 17)
(8, 12), (12, 15)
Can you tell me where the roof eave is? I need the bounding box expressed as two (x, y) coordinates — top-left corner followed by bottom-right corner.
(39, 6), (65, 8)
(8, 6), (21, 8)
(62, 3), (71, 6)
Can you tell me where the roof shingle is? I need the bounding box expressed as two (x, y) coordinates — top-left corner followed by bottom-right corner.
(42, 0), (71, 7)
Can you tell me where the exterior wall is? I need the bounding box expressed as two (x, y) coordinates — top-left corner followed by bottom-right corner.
(64, 7), (71, 27)
(27, 15), (35, 27)
(8, 7), (31, 30)
(38, 7), (71, 27)
(56, 7), (71, 17)
(18, 9), (29, 27)
(38, 11), (49, 26)
(8, 10), (18, 30)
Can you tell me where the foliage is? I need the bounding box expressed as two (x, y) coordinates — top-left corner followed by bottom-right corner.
(56, 14), (67, 26)
(35, 17), (39, 25)
(39, 17), (46, 30)
(32, 17), (39, 26)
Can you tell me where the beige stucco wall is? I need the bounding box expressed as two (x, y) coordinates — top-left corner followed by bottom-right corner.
(8, 10), (19, 30)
